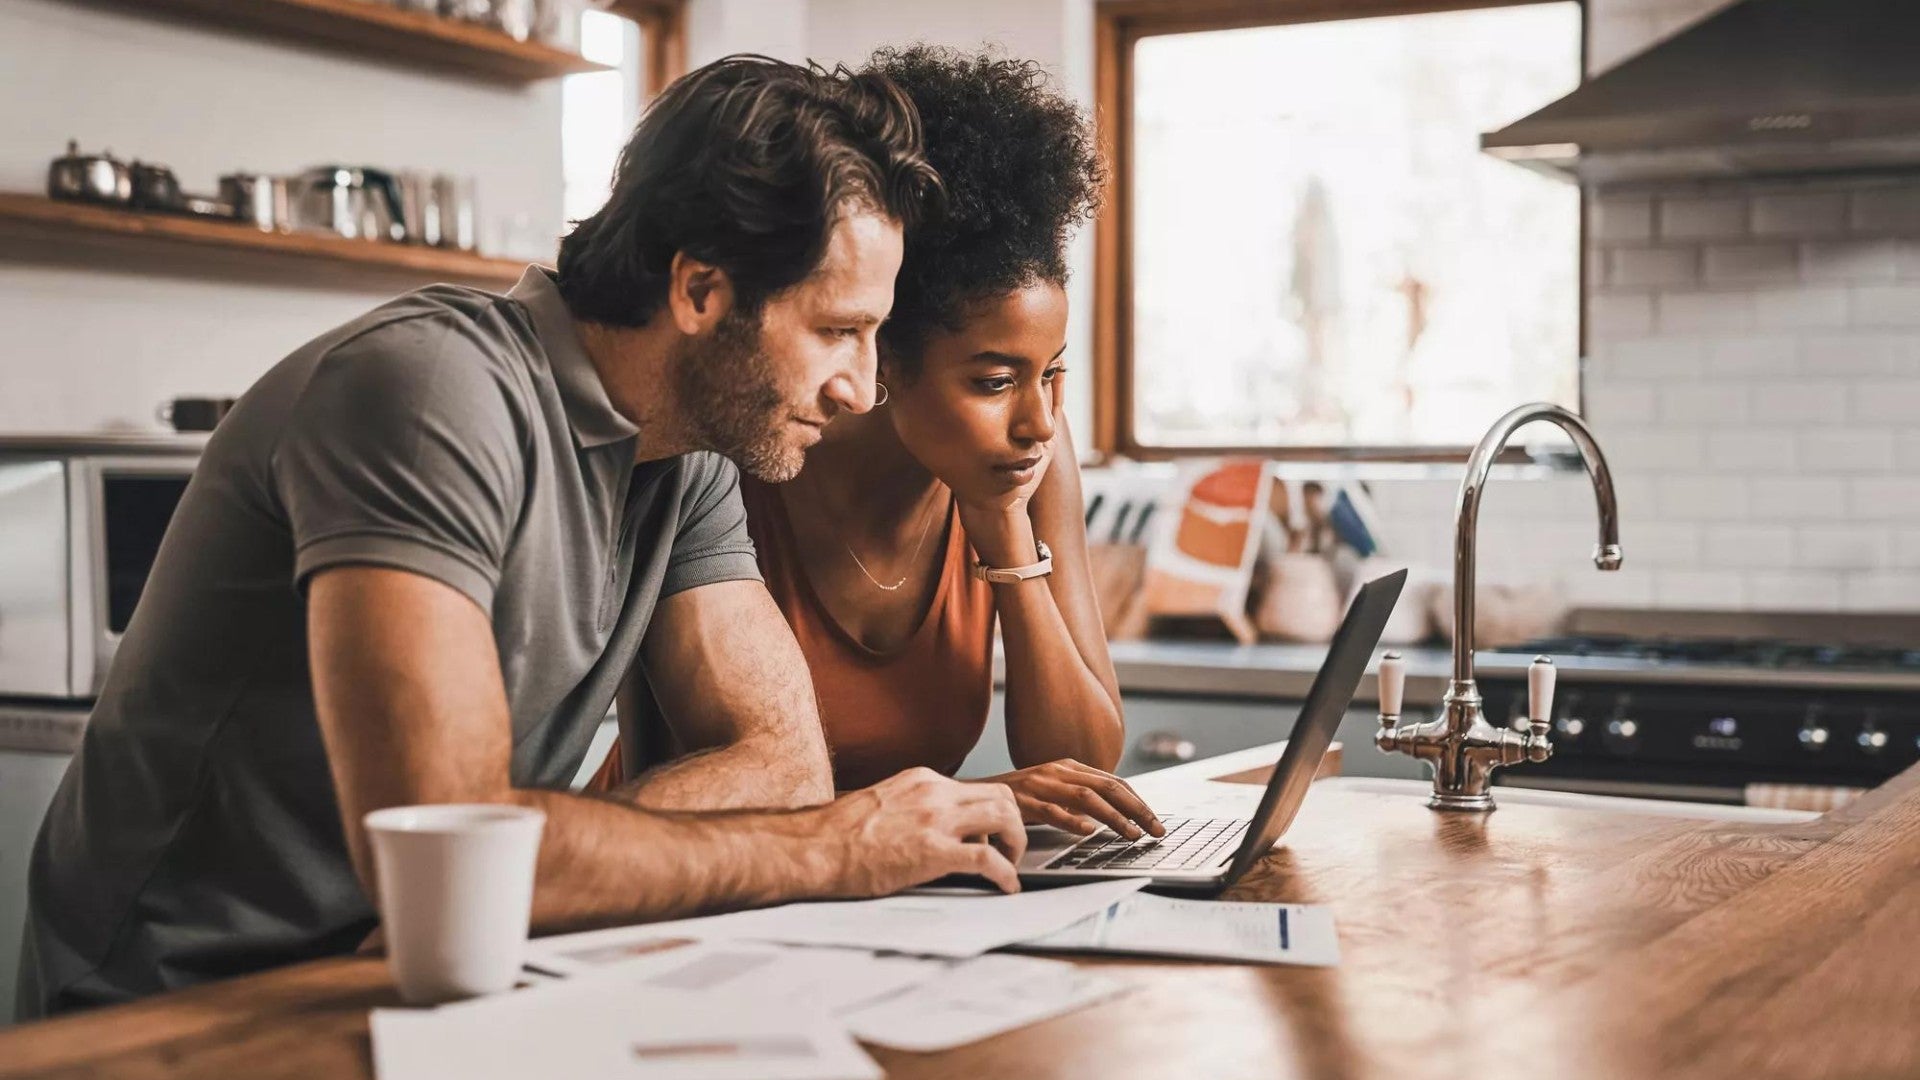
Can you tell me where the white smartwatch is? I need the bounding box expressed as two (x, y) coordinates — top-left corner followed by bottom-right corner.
(970, 540), (1053, 585)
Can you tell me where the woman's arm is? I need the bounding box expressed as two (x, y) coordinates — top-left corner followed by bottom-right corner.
(970, 418), (1126, 771)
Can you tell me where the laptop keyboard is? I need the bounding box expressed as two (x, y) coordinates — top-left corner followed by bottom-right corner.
(1044, 817), (1246, 872)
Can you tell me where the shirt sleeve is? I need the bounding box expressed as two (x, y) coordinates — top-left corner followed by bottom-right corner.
(274, 314), (527, 614)
(661, 452), (762, 598)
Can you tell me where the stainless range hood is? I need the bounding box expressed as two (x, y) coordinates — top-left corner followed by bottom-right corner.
(1482, 0), (1920, 186)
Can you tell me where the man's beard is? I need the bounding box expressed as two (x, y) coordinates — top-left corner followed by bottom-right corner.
(671, 309), (805, 483)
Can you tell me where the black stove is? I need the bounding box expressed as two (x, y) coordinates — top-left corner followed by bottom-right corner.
(1478, 634), (1920, 802)
(1516, 634), (1920, 674)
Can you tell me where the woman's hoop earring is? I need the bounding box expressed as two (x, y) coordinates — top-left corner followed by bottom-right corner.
(874, 382), (890, 407)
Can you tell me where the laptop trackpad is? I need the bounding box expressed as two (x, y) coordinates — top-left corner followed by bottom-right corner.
(1019, 826), (1083, 871)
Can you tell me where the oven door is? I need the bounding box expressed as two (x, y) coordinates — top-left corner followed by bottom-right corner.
(74, 456), (197, 697)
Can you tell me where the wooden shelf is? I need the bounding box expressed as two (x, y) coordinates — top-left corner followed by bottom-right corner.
(92, 0), (612, 82)
(0, 192), (532, 287)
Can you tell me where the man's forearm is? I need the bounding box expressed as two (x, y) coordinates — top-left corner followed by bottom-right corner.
(509, 787), (843, 933)
(621, 733), (834, 811)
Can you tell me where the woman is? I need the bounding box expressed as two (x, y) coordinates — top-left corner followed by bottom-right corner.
(603, 47), (1159, 840)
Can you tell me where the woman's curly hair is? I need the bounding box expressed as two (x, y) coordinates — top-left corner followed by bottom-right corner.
(865, 45), (1105, 374)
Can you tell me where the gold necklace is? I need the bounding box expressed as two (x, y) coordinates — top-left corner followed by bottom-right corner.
(842, 486), (945, 592)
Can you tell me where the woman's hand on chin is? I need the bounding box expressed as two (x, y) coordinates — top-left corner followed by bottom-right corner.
(971, 759), (1164, 840)
(956, 442), (1053, 567)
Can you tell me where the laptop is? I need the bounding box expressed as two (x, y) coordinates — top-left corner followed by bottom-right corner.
(1015, 568), (1406, 893)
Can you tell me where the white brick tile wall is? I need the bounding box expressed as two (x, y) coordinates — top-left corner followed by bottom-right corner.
(1652, 570), (1746, 608)
(1625, 522), (1704, 567)
(1800, 333), (1920, 375)
(1656, 475), (1750, 520)
(1894, 241), (1920, 280)
(1599, 429), (1707, 471)
(1659, 291), (1753, 332)
(1705, 335), (1797, 375)
(1703, 243), (1799, 283)
(1850, 285), (1920, 327)
(1601, 338), (1705, 379)
(1707, 524), (1793, 568)
(1745, 572), (1845, 612)
(1583, 383), (1658, 421)
(1751, 192), (1848, 237)
(1750, 478), (1847, 521)
(1657, 382), (1748, 426)
(1751, 286), (1850, 329)
(1849, 478), (1920, 519)
(1803, 241), (1901, 283)
(1842, 573), (1920, 611)
(1848, 380), (1920, 425)
(1611, 247), (1698, 287)
(1751, 380), (1848, 424)
(1588, 293), (1656, 337)
(1795, 526), (1888, 571)
(1591, 196), (1653, 243)
(1798, 431), (1895, 473)
(1705, 430), (1794, 471)
(1659, 196), (1748, 241)
(1894, 529), (1920, 568)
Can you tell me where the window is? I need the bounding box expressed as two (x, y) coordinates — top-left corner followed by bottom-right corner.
(561, 1), (684, 225)
(1099, 0), (1584, 457)
(562, 9), (646, 225)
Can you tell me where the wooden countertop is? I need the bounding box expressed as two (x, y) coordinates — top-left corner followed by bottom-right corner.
(4, 764), (1917, 1080)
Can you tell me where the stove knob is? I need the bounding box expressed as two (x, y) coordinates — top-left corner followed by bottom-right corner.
(1603, 696), (1638, 752)
(1858, 724), (1889, 755)
(1554, 692), (1585, 740)
(1797, 707), (1830, 752)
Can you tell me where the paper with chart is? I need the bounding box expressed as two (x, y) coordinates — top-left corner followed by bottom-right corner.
(839, 954), (1130, 1052)
(526, 937), (944, 1014)
(1019, 893), (1340, 966)
(526, 877), (1149, 963)
(372, 961), (880, 1080)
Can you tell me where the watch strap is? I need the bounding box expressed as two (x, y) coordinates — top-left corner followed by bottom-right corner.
(971, 539), (1053, 584)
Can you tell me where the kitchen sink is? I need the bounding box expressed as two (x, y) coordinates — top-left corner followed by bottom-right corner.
(1314, 776), (1821, 824)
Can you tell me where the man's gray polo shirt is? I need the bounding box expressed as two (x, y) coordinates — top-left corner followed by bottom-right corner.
(19, 267), (761, 1017)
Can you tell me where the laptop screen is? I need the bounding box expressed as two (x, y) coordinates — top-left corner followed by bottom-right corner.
(1222, 568), (1407, 883)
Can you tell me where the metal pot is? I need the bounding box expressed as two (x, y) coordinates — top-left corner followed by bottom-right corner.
(289, 166), (405, 242)
(47, 140), (131, 206)
(129, 161), (184, 212)
(219, 173), (291, 233)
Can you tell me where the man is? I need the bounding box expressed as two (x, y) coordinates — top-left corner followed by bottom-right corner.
(20, 55), (1025, 1019)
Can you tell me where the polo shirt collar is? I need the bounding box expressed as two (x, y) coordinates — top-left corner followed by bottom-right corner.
(508, 266), (640, 449)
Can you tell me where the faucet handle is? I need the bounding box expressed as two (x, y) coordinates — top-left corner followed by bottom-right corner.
(1378, 651), (1406, 722)
(1528, 656), (1557, 729)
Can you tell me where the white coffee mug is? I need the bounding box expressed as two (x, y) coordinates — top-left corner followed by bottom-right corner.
(364, 804), (545, 1005)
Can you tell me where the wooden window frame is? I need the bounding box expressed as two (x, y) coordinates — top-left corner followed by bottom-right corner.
(1092, 0), (1589, 461)
(606, 0), (687, 102)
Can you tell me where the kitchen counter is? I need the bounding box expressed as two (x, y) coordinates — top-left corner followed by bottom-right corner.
(1048, 636), (1920, 705)
(3, 759), (1916, 1079)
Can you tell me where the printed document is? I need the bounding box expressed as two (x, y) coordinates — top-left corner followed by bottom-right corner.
(1021, 893), (1340, 966)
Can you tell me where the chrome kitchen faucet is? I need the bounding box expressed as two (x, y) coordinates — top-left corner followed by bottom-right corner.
(1375, 403), (1623, 812)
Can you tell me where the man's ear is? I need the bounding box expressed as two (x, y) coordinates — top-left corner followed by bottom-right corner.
(664, 252), (736, 336)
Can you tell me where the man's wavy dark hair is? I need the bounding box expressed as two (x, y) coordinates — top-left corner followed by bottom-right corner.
(557, 54), (944, 325)
(864, 45), (1105, 373)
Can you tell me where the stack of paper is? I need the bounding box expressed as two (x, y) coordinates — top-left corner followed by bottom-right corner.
(526, 877), (1149, 964)
(370, 879), (1342, 1079)
(1020, 893), (1340, 966)
(373, 961), (881, 1080)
